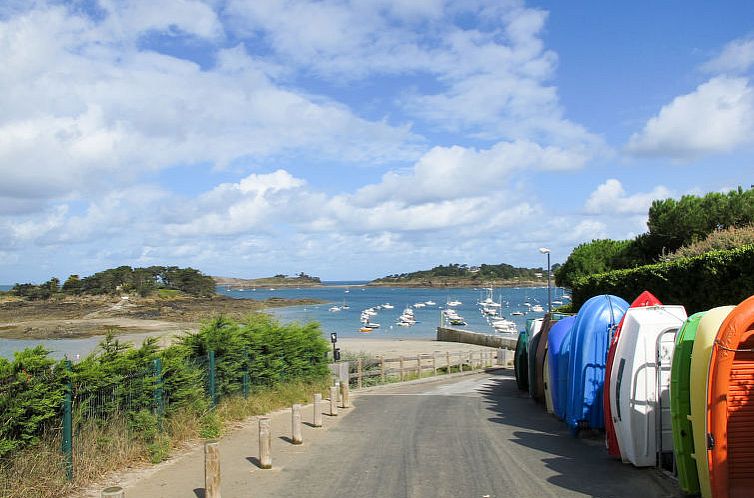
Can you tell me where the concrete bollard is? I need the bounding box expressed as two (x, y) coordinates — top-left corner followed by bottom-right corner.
(313, 393), (323, 427)
(259, 417), (272, 469)
(329, 386), (338, 416)
(101, 487), (124, 498)
(497, 348), (504, 366)
(204, 441), (221, 497)
(341, 381), (350, 408)
(291, 404), (303, 444)
(334, 381), (341, 403)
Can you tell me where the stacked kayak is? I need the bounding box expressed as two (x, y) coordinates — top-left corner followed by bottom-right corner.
(547, 315), (576, 419)
(670, 312), (705, 495)
(565, 294), (629, 432)
(604, 291), (663, 459)
(707, 296), (754, 498)
(608, 304), (687, 466)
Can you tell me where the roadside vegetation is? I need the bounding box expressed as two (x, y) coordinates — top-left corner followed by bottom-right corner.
(555, 186), (754, 310)
(0, 314), (330, 498)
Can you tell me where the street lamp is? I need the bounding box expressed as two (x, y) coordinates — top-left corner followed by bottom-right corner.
(539, 247), (551, 314)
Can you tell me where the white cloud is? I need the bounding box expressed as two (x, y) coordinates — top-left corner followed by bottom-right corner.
(702, 36), (754, 74)
(626, 76), (754, 159)
(0, 4), (421, 204)
(585, 179), (671, 215)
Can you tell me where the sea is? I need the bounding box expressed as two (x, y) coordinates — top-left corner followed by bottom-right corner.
(0, 282), (563, 360)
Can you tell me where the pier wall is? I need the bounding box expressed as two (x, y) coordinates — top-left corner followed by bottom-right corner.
(436, 327), (517, 349)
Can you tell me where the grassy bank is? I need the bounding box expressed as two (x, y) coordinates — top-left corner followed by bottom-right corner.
(0, 378), (329, 498)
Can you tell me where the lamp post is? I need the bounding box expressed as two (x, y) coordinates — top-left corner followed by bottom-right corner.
(539, 247), (551, 313)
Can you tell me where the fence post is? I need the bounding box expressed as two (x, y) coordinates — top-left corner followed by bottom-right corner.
(380, 356), (385, 383)
(341, 381), (350, 409)
(153, 358), (164, 426)
(204, 440), (221, 497)
(242, 351), (250, 399)
(208, 350), (217, 408)
(446, 351), (451, 374)
(62, 359), (73, 482)
(259, 418), (272, 469)
(432, 353), (437, 376)
(101, 486), (124, 497)
(416, 356), (421, 377)
(313, 393), (323, 427)
(292, 404), (303, 444)
(329, 386), (338, 416)
(357, 358), (363, 389)
(399, 356), (404, 381)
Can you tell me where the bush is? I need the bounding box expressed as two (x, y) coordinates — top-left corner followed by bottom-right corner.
(662, 224), (754, 261)
(571, 244), (754, 313)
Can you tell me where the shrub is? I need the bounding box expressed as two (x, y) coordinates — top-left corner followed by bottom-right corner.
(571, 244), (754, 313)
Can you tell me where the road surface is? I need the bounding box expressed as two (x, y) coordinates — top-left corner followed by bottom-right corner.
(249, 369), (677, 498)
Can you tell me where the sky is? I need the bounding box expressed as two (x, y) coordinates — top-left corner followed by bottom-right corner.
(1, 0), (753, 283)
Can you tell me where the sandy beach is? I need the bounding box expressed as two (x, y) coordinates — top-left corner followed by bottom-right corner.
(338, 336), (496, 357)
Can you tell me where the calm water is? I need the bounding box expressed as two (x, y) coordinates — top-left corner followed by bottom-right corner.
(0, 282), (564, 359)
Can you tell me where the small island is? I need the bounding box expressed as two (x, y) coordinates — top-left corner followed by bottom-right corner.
(0, 266), (323, 339)
(213, 272), (323, 289)
(369, 262), (558, 288)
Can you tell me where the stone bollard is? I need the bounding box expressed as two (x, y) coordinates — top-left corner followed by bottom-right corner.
(341, 381), (350, 409)
(101, 486), (124, 498)
(334, 381), (341, 403)
(204, 441), (221, 498)
(313, 393), (323, 427)
(291, 404), (302, 444)
(497, 347), (504, 366)
(329, 386), (338, 416)
(259, 417), (272, 469)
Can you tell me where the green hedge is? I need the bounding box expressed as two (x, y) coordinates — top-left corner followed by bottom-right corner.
(0, 314), (329, 458)
(571, 244), (754, 314)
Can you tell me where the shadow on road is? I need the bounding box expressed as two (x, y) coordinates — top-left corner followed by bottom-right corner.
(475, 370), (675, 498)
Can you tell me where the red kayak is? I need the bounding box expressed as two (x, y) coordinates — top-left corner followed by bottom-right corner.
(604, 291), (662, 458)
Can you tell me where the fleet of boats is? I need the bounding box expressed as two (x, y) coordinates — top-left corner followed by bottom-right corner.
(514, 291), (754, 498)
(341, 287), (566, 334)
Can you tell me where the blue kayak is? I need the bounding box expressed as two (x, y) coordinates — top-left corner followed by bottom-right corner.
(548, 315), (576, 419)
(565, 294), (629, 432)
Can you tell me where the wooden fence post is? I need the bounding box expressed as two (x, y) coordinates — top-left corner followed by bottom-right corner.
(329, 386), (338, 416)
(380, 355), (386, 382)
(205, 440), (221, 496)
(341, 381), (350, 409)
(357, 358), (363, 389)
(446, 351), (451, 373)
(416, 356), (421, 377)
(399, 356), (405, 381)
(292, 404), (302, 445)
(432, 353), (437, 376)
(313, 393), (323, 427)
(259, 418), (272, 469)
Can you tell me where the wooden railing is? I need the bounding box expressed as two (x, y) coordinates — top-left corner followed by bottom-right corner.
(348, 350), (499, 389)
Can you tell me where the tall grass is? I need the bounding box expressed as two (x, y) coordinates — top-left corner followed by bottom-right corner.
(0, 378), (329, 498)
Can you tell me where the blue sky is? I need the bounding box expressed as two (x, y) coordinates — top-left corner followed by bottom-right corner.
(1, 0), (753, 283)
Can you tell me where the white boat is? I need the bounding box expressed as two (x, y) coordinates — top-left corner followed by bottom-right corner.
(382, 303), (394, 309)
(491, 318), (518, 334)
(329, 306), (341, 312)
(511, 311), (524, 316)
(610, 305), (686, 467)
(447, 300), (462, 307)
(425, 300), (436, 306)
(413, 302), (426, 308)
(364, 322), (380, 329)
(531, 304), (544, 313)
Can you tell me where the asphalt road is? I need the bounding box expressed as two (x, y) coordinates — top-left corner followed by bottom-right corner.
(250, 369), (678, 498)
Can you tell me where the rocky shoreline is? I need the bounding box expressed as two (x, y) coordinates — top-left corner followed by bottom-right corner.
(0, 294), (324, 339)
